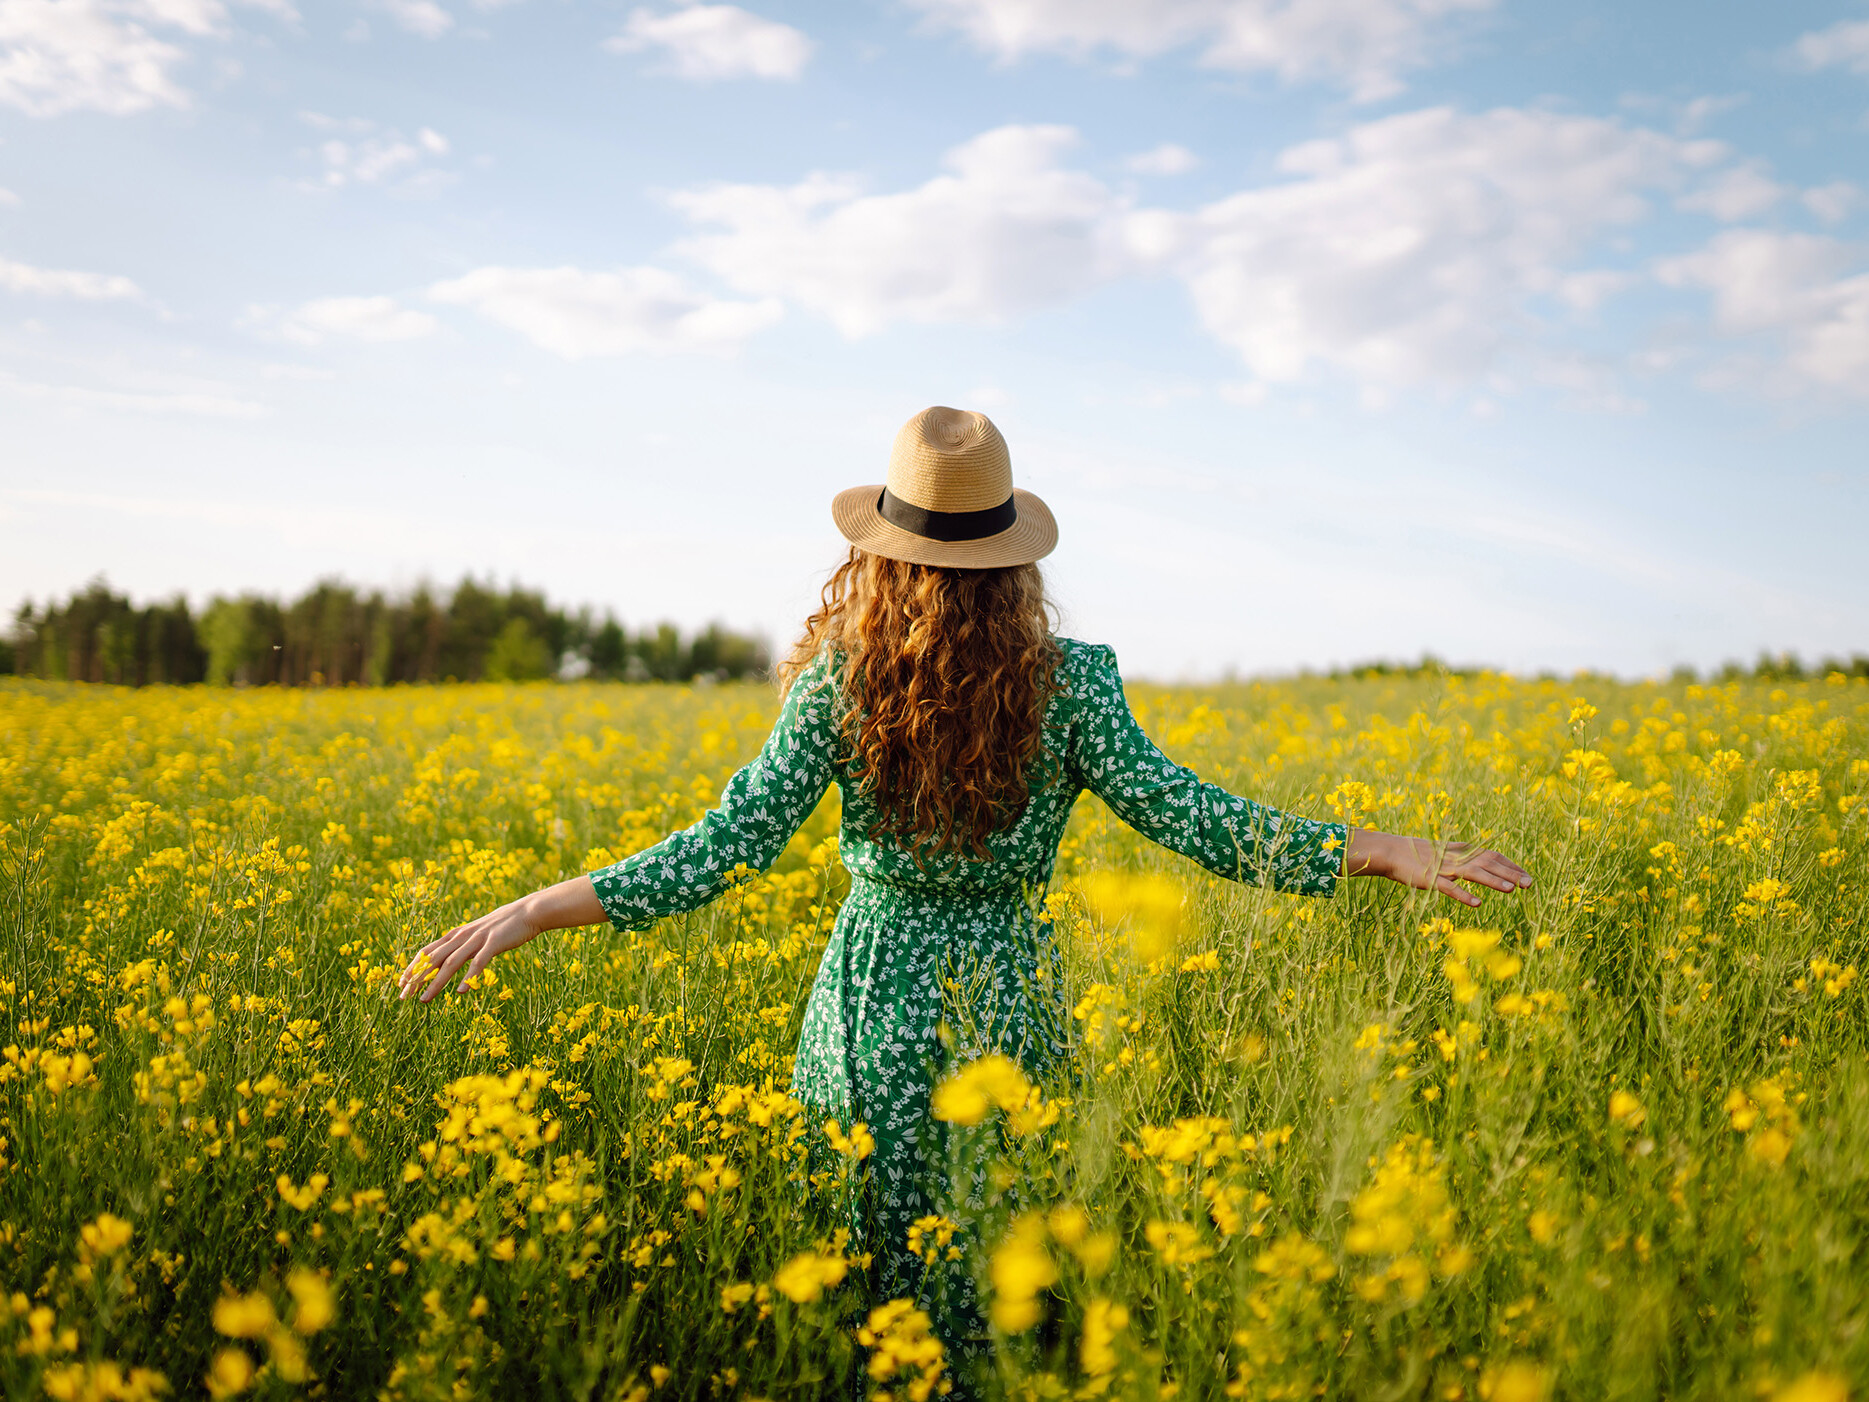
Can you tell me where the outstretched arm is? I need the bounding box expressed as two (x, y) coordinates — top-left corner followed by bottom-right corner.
(1068, 643), (1346, 895)
(1345, 829), (1531, 908)
(1068, 643), (1532, 903)
(398, 875), (603, 1003)
(399, 653), (841, 1004)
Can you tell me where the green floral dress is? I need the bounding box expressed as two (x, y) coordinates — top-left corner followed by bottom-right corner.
(589, 639), (1345, 1355)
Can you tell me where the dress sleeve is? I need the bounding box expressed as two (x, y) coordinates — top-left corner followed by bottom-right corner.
(1065, 643), (1345, 897)
(588, 656), (841, 930)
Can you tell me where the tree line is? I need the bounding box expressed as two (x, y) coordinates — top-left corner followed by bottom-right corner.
(1315, 652), (1869, 684)
(1, 578), (771, 687)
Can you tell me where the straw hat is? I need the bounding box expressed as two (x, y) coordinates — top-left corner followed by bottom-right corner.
(832, 406), (1058, 569)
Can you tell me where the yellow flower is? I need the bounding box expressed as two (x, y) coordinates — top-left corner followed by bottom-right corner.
(906, 1214), (959, 1266)
(1080, 1298), (1129, 1377)
(857, 1299), (946, 1400)
(1145, 1219), (1215, 1268)
(286, 1268), (336, 1334)
(1447, 928), (1502, 960)
(988, 1215), (1056, 1333)
(1076, 870), (1187, 964)
(772, 1251), (847, 1304)
(1344, 1136), (1456, 1303)
(1725, 1087), (1759, 1132)
(1484, 951), (1523, 980)
(1482, 1360), (1551, 1402)
(78, 1213), (134, 1257)
(1046, 1205), (1087, 1248)
(1744, 877), (1793, 906)
(276, 1173), (328, 1211)
(1608, 1090), (1646, 1128)
(42, 1362), (169, 1402)
(204, 1348), (254, 1399)
(1749, 1126), (1793, 1168)
(211, 1292), (276, 1340)
(821, 1118), (875, 1159)
(929, 1054), (1031, 1128)
(41, 1052), (94, 1095)
(1073, 1231), (1117, 1279)
(1178, 949), (1221, 973)
(1777, 1372), (1849, 1402)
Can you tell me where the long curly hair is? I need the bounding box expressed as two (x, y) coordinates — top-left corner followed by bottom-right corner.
(779, 548), (1061, 860)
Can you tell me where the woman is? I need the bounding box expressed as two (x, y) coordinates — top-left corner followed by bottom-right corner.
(399, 406), (1532, 1369)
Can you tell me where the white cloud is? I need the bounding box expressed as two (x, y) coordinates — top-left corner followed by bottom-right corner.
(0, 0), (193, 115)
(0, 369), (263, 416)
(1125, 142), (1199, 175)
(1165, 107), (1713, 385)
(1656, 230), (1869, 395)
(1675, 93), (1746, 133)
(0, 186), (20, 206)
(668, 109), (1822, 396)
(1791, 17), (1869, 75)
(1804, 181), (1862, 225)
(0, 0), (287, 116)
(277, 295), (438, 344)
(0, 252), (145, 301)
(380, 0), (450, 38)
(300, 113), (452, 190)
(606, 4), (812, 81)
(1554, 269), (1635, 312)
(672, 125), (1133, 336)
(1676, 162), (1785, 221)
(903, 0), (1494, 101)
(427, 264), (783, 357)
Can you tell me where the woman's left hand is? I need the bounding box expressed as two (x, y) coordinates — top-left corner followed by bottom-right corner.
(1346, 830), (1532, 908)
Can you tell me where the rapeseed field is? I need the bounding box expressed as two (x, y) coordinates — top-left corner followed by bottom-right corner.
(1, 669), (1864, 1401)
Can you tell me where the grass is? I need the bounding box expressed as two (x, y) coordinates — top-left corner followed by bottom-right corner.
(1, 667), (1864, 1401)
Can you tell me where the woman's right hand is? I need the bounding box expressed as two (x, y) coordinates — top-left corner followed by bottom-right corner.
(398, 874), (605, 1003)
(1346, 829), (1532, 908)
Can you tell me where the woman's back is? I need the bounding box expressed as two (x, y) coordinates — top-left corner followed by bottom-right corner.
(591, 635), (1344, 926)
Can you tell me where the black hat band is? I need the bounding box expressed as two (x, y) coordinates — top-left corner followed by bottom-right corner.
(878, 487), (1018, 543)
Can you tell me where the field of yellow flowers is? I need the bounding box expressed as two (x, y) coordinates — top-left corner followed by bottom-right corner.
(2, 666), (1865, 1402)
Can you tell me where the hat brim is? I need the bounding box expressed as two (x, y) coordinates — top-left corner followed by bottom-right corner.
(831, 485), (1058, 569)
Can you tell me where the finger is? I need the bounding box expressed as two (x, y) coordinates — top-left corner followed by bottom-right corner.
(1494, 863), (1532, 889)
(1434, 875), (1483, 908)
(401, 927), (459, 982)
(1479, 852), (1533, 888)
(457, 946), (498, 993)
(421, 935), (482, 1003)
(1469, 857), (1521, 892)
(404, 921), (482, 990)
(1445, 850), (1528, 892)
(400, 935), (458, 996)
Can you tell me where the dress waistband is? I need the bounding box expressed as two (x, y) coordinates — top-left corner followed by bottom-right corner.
(843, 869), (1036, 906)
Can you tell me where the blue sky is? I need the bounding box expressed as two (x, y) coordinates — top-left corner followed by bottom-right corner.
(2, 0), (1866, 678)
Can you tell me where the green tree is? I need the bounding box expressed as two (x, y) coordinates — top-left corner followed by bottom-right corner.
(589, 617), (628, 680)
(202, 596), (284, 686)
(484, 617), (553, 682)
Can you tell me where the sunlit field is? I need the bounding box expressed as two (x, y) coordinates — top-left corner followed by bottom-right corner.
(3, 667), (1865, 1401)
